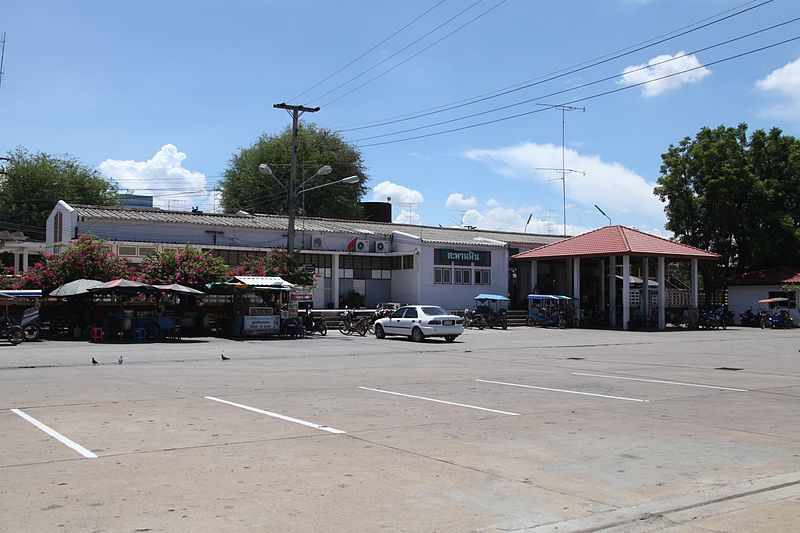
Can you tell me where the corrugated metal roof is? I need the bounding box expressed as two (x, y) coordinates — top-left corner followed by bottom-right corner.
(727, 266), (800, 286)
(511, 225), (720, 260)
(71, 204), (562, 247)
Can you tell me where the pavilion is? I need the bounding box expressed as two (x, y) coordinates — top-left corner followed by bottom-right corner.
(511, 225), (720, 330)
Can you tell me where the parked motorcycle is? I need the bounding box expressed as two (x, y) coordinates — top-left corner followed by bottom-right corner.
(338, 308), (356, 335)
(739, 308), (759, 327)
(479, 307), (507, 330)
(463, 308), (486, 330)
(301, 310), (327, 336)
(698, 307), (727, 330)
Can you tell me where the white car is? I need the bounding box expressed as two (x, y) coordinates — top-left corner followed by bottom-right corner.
(373, 305), (463, 342)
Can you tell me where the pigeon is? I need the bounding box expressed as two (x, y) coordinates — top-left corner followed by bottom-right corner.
(221, 353), (230, 361)
(118, 355), (123, 365)
(91, 357), (99, 365)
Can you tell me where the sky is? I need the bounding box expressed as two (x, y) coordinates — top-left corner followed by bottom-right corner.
(2, 0), (799, 237)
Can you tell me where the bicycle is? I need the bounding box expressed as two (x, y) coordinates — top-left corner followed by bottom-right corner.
(0, 314), (24, 345)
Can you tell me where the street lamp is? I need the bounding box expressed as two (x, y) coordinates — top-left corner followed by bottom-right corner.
(258, 163), (359, 255)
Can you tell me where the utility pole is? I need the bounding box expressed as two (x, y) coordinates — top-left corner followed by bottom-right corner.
(0, 32), (6, 89)
(536, 103), (585, 237)
(273, 102), (319, 261)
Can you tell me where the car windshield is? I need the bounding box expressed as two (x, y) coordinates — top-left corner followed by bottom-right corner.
(421, 306), (449, 316)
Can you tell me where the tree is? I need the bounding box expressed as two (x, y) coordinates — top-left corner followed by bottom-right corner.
(220, 123), (367, 220)
(18, 233), (133, 294)
(655, 124), (800, 290)
(0, 148), (118, 240)
(231, 250), (315, 286)
(139, 247), (230, 289)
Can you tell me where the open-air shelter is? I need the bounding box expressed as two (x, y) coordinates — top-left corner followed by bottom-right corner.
(511, 225), (720, 330)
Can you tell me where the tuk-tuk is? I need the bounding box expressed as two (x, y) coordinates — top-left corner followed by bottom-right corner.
(472, 294), (509, 329)
(757, 297), (794, 328)
(527, 294), (571, 328)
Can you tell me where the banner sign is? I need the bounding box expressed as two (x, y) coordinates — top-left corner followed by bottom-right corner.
(435, 249), (491, 266)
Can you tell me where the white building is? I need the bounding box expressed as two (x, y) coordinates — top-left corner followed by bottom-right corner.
(727, 266), (799, 324)
(47, 201), (560, 310)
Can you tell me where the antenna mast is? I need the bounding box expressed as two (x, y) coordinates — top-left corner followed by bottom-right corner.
(0, 32), (6, 89)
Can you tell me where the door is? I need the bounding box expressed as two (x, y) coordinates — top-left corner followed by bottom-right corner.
(396, 306), (419, 336)
(385, 307), (407, 334)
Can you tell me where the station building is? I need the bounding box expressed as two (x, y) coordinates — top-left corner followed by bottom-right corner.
(46, 201), (562, 310)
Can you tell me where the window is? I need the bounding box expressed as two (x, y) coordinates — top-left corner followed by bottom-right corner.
(53, 212), (63, 243)
(391, 308), (406, 319)
(474, 270), (491, 285)
(138, 246), (158, 257)
(454, 269), (471, 285)
(403, 255), (414, 269)
(118, 245), (137, 256)
(434, 268), (451, 284)
(404, 307), (418, 318)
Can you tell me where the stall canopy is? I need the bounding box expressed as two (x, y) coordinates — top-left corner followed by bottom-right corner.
(0, 289), (42, 298)
(153, 283), (205, 295)
(88, 279), (158, 294)
(49, 279), (103, 297)
(473, 294), (510, 301)
(234, 276), (293, 290)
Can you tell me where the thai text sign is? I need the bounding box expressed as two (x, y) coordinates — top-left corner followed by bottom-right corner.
(435, 249), (491, 266)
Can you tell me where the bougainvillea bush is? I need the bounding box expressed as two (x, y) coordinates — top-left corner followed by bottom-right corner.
(231, 249), (315, 286)
(19, 233), (133, 293)
(138, 246), (229, 289)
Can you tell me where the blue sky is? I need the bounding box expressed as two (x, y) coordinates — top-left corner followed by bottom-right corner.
(2, 0), (799, 236)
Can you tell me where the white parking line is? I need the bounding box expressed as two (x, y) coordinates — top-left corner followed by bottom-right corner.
(572, 372), (749, 392)
(475, 379), (648, 402)
(10, 408), (97, 459)
(359, 386), (521, 415)
(204, 396), (346, 434)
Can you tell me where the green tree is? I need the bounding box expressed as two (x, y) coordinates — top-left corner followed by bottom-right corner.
(655, 124), (800, 289)
(220, 123), (367, 220)
(1, 148), (118, 240)
(139, 247), (230, 289)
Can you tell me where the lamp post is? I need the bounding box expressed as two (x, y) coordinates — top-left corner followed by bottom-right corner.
(258, 163), (359, 257)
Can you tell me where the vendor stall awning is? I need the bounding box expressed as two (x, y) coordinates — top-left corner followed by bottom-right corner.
(234, 276), (293, 289)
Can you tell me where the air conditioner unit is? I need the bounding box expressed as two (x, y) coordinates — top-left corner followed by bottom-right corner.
(310, 235), (325, 250)
(374, 239), (391, 253)
(354, 238), (369, 252)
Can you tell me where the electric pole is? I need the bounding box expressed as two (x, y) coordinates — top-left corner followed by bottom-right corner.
(273, 102), (319, 261)
(536, 103), (585, 237)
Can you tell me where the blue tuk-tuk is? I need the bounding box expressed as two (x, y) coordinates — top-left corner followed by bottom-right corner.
(527, 294), (571, 328)
(472, 293), (510, 329)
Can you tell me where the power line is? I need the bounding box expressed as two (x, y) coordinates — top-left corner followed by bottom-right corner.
(320, 0), (509, 107)
(309, 0), (487, 104)
(289, 0), (449, 103)
(355, 34), (800, 148)
(334, 0), (775, 132)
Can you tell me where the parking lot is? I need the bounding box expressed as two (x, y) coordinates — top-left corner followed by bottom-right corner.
(1, 327), (799, 532)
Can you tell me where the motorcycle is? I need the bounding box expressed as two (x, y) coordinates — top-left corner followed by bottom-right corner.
(698, 307), (727, 330)
(338, 308), (356, 335)
(739, 308), (759, 327)
(301, 310), (327, 336)
(463, 308), (486, 329)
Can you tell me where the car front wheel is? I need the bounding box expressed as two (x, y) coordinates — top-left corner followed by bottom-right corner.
(411, 327), (425, 342)
(375, 324), (386, 339)
(444, 335), (456, 342)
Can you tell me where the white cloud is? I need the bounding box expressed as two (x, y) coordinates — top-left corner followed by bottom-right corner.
(755, 57), (800, 118)
(618, 52), (710, 97)
(486, 198), (500, 207)
(394, 209), (421, 225)
(463, 141), (664, 223)
(99, 144), (214, 211)
(372, 180), (423, 205)
(459, 203), (589, 235)
(445, 192), (478, 209)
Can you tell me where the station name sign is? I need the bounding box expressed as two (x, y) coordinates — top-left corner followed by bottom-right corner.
(435, 248), (491, 266)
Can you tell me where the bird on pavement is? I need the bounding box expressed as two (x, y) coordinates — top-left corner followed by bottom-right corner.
(91, 357), (99, 365)
(118, 355), (123, 365)
(221, 353), (230, 361)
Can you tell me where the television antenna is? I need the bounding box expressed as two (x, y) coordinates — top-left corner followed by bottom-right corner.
(0, 32), (6, 89)
(536, 103), (585, 237)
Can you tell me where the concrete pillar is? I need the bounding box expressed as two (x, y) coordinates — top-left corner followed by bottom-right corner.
(622, 255), (631, 330)
(566, 258), (572, 296)
(530, 260), (538, 293)
(22, 249), (29, 272)
(13, 251), (20, 275)
(642, 257), (650, 318)
(600, 259), (605, 311)
(573, 257), (581, 320)
(657, 256), (666, 330)
(691, 258), (699, 308)
(609, 256), (617, 327)
(332, 253), (340, 308)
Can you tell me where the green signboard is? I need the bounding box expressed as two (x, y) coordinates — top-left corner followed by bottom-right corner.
(435, 249), (491, 266)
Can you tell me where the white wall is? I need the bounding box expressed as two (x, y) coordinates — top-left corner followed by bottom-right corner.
(729, 285), (799, 324)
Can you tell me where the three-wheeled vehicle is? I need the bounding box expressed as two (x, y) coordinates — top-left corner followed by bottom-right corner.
(526, 294), (571, 328)
(472, 294), (509, 329)
(757, 297), (794, 328)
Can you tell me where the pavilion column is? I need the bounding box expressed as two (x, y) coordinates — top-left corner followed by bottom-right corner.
(600, 259), (605, 312)
(13, 251), (20, 275)
(609, 256), (617, 327)
(332, 253), (340, 308)
(622, 255), (631, 330)
(573, 257), (581, 319)
(642, 257), (650, 318)
(22, 249), (29, 272)
(657, 256), (665, 330)
(691, 258), (699, 308)
(530, 260), (538, 292)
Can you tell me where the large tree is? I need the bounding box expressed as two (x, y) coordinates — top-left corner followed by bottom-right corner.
(220, 123), (367, 219)
(1, 147), (118, 240)
(655, 123), (800, 283)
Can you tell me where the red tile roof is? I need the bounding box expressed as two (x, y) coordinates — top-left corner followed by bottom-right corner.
(511, 225), (720, 260)
(727, 266), (800, 286)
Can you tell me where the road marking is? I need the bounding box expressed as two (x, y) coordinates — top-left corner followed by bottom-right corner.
(359, 386), (520, 416)
(475, 379), (648, 402)
(204, 396), (346, 434)
(572, 372), (749, 392)
(10, 408), (97, 459)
